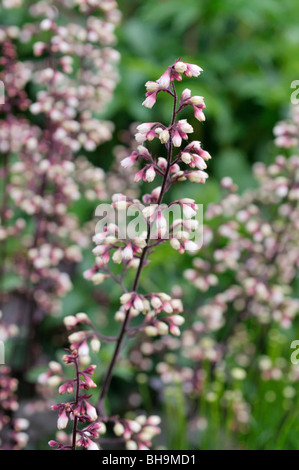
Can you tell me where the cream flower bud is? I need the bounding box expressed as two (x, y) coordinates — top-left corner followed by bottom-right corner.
(171, 299), (184, 311)
(145, 166), (156, 182)
(126, 440), (138, 450)
(91, 338), (101, 353)
(113, 422), (125, 436)
(184, 240), (199, 252)
(159, 130), (170, 144)
(148, 416), (161, 426)
(145, 81), (160, 93)
(120, 293), (132, 304)
(68, 331), (86, 343)
(91, 273), (106, 285)
(190, 96), (205, 105)
(181, 152), (192, 164)
(159, 293), (171, 301)
(187, 171), (209, 183)
(112, 249), (123, 264)
(145, 326), (158, 337)
(47, 375), (61, 387)
(64, 315), (77, 328)
(170, 315), (185, 326)
(115, 311), (126, 322)
(157, 321), (169, 335)
(114, 200), (129, 211)
(175, 61), (188, 73)
(76, 313), (89, 323)
(170, 238), (181, 250)
(151, 297), (163, 309)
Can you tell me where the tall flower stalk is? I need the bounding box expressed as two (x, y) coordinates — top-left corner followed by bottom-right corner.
(96, 63), (209, 415)
(51, 59), (211, 449)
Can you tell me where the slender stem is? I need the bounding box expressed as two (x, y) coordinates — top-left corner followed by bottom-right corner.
(97, 84), (178, 415)
(72, 357), (80, 451)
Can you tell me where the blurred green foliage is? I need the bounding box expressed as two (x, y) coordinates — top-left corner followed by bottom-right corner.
(103, 0), (299, 190)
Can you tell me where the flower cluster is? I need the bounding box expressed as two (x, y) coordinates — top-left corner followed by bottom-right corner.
(49, 349), (104, 451)
(0, 2), (119, 347)
(0, 366), (29, 450)
(112, 415), (161, 450)
(0, 0), (121, 450)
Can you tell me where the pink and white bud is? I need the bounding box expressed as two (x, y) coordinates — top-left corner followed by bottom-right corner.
(137, 123), (156, 134)
(185, 63), (203, 78)
(142, 93), (157, 109)
(134, 295), (144, 312)
(187, 171), (209, 183)
(86, 402), (98, 422)
(87, 440), (99, 451)
(172, 130), (182, 147)
(121, 155), (137, 168)
(145, 166), (156, 183)
(177, 119), (194, 134)
(122, 243), (134, 260)
(194, 107), (206, 122)
(158, 69), (171, 89)
(57, 410), (68, 430)
(169, 324), (181, 336)
(181, 88), (192, 101)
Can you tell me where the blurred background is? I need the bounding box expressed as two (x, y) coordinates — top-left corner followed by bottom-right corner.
(2, 0), (299, 451)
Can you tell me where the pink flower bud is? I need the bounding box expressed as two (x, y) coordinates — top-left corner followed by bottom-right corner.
(185, 63), (203, 78)
(122, 243), (133, 260)
(172, 130), (182, 148)
(194, 107), (206, 121)
(142, 93), (157, 109)
(87, 439), (99, 450)
(158, 69), (171, 89)
(57, 410), (68, 430)
(145, 166), (156, 183)
(85, 402), (98, 422)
